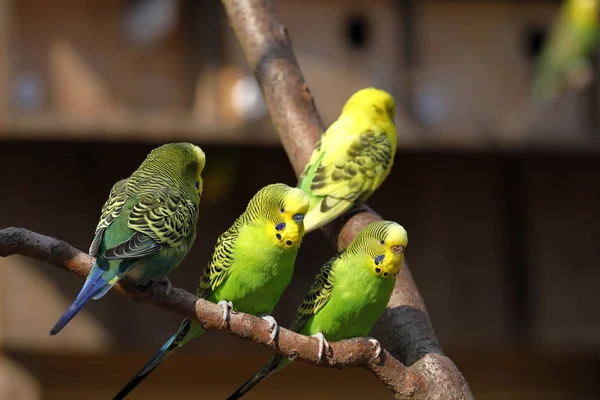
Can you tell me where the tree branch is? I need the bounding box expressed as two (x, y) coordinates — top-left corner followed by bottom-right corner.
(221, 0), (473, 399)
(0, 227), (421, 396)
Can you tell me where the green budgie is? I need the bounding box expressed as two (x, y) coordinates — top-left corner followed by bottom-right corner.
(531, 0), (600, 103)
(226, 220), (408, 399)
(112, 183), (310, 399)
(50, 142), (206, 336)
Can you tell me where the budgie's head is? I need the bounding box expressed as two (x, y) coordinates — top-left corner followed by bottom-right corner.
(142, 142), (206, 196)
(569, 0), (598, 26)
(342, 87), (396, 121)
(248, 183), (310, 249)
(350, 220), (407, 279)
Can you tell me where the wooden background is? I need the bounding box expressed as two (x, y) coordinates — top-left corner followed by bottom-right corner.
(1, 0), (600, 399)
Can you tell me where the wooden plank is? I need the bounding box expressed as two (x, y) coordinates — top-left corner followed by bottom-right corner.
(5, 348), (599, 400)
(0, 0), (10, 129)
(0, 355), (41, 400)
(526, 157), (600, 346)
(374, 154), (513, 347)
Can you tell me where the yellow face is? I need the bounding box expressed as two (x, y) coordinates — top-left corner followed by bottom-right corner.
(190, 144), (206, 195)
(571, 0), (598, 25)
(344, 87), (396, 121)
(370, 222), (408, 279)
(271, 187), (310, 250)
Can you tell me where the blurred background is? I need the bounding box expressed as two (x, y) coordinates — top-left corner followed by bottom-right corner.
(1, 0), (600, 399)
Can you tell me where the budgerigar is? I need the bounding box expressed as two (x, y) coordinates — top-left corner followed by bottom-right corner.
(112, 183), (310, 399)
(226, 220), (408, 399)
(50, 142), (205, 336)
(531, 0), (600, 103)
(298, 88), (397, 233)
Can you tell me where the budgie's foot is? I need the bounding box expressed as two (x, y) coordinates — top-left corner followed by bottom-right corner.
(367, 337), (382, 361)
(217, 300), (234, 327)
(157, 278), (173, 302)
(312, 332), (331, 363)
(260, 315), (279, 344)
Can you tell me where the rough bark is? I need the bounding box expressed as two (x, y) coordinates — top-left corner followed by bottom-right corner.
(221, 0), (473, 398)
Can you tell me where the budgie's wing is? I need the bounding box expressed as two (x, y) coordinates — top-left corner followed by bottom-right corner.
(104, 186), (198, 260)
(89, 179), (129, 257)
(196, 217), (242, 299)
(288, 255), (337, 332)
(298, 137), (325, 189)
(314, 127), (394, 202)
(303, 127), (394, 231)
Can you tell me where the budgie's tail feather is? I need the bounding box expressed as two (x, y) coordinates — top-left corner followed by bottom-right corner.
(226, 354), (285, 400)
(50, 264), (118, 336)
(112, 320), (192, 400)
(303, 196), (353, 233)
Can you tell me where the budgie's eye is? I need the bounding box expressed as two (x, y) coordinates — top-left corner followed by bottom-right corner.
(195, 181), (200, 190)
(380, 240), (385, 245)
(280, 207), (285, 213)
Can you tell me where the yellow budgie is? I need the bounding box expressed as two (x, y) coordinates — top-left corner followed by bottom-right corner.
(298, 88), (397, 233)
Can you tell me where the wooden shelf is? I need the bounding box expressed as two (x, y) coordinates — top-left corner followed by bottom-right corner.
(0, 113), (280, 145)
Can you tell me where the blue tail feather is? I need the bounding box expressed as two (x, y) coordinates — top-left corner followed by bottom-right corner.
(112, 330), (182, 400)
(226, 354), (284, 399)
(49, 264), (116, 336)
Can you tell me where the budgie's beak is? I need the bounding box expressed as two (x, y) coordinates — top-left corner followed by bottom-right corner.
(293, 213), (305, 223)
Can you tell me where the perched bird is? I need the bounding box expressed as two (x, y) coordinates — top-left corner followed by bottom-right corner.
(298, 87), (397, 233)
(531, 0), (600, 103)
(49, 142), (206, 336)
(226, 220), (408, 399)
(112, 183), (310, 399)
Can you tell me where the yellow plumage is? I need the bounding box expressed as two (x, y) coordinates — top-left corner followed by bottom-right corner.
(298, 87), (397, 233)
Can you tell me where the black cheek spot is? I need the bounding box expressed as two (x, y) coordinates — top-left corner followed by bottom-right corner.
(276, 233), (282, 240)
(286, 240), (293, 246)
(383, 272), (389, 277)
(375, 267), (381, 274)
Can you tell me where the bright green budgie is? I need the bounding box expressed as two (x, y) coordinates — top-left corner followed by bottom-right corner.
(50, 142), (205, 336)
(298, 88), (397, 233)
(531, 0), (600, 103)
(226, 220), (408, 399)
(112, 183), (310, 399)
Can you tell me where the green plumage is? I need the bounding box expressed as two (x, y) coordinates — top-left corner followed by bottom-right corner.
(532, 0), (600, 102)
(226, 220), (408, 399)
(50, 142), (205, 336)
(112, 183), (310, 399)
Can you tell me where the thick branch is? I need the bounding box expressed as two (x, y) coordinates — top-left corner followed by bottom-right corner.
(0, 227), (419, 395)
(222, 0), (473, 398)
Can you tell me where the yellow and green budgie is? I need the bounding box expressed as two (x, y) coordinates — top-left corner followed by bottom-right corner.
(50, 142), (206, 336)
(531, 0), (600, 103)
(226, 220), (408, 399)
(298, 88), (397, 233)
(112, 183), (310, 399)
